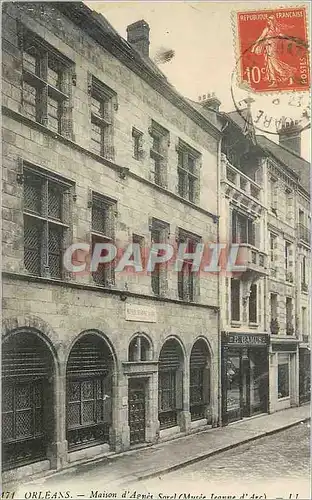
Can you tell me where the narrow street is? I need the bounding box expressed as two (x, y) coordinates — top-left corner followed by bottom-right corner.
(14, 422), (310, 500)
(133, 422), (311, 499)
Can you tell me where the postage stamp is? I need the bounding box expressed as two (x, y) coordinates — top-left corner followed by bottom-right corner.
(236, 6), (310, 93)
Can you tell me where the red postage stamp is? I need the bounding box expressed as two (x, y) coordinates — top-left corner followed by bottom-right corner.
(236, 6), (310, 93)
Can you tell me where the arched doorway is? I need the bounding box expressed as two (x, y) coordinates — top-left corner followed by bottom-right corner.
(66, 333), (114, 450)
(2, 331), (54, 471)
(158, 338), (184, 430)
(190, 339), (211, 421)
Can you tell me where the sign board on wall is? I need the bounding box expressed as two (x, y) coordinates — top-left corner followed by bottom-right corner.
(125, 304), (157, 323)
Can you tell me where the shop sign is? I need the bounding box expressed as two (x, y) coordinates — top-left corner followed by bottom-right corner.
(271, 343), (298, 352)
(223, 332), (268, 346)
(125, 304), (157, 323)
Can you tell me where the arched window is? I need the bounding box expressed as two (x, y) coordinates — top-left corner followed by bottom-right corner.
(158, 339), (184, 430)
(66, 333), (114, 450)
(128, 335), (151, 362)
(190, 339), (210, 421)
(2, 331), (54, 471)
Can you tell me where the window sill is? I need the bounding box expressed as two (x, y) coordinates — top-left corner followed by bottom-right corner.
(277, 396), (290, 401)
(230, 321), (241, 328)
(249, 322), (259, 328)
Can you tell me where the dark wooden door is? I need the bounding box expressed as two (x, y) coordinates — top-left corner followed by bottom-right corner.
(128, 379), (146, 445)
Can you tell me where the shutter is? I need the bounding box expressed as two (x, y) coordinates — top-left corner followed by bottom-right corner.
(67, 335), (112, 377)
(190, 341), (208, 369)
(175, 369), (183, 409)
(159, 340), (182, 371)
(2, 334), (52, 380)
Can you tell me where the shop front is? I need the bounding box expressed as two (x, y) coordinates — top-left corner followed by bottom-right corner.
(221, 332), (269, 425)
(269, 341), (299, 412)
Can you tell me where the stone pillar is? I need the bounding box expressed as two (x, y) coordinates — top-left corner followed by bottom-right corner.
(114, 374), (130, 452)
(47, 346), (68, 469)
(177, 362), (191, 432)
(146, 372), (158, 443)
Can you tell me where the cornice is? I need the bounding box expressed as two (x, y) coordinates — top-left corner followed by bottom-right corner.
(2, 272), (219, 312)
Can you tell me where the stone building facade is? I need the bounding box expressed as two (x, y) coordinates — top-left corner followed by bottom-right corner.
(213, 99), (311, 423)
(2, 1), (221, 481)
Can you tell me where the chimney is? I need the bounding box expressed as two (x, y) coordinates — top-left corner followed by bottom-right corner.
(198, 92), (221, 112)
(127, 20), (150, 58)
(278, 119), (301, 155)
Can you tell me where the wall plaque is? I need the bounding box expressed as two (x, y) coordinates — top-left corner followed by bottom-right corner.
(125, 304), (157, 323)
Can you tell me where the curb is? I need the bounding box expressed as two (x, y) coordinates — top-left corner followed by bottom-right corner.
(120, 417), (310, 485)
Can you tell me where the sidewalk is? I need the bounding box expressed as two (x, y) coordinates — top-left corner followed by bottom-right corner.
(21, 404), (310, 491)
(22, 404), (310, 488)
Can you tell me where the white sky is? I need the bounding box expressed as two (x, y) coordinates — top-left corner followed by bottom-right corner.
(85, 1), (310, 161)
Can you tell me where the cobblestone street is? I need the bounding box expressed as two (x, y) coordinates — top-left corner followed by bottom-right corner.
(132, 423), (311, 500)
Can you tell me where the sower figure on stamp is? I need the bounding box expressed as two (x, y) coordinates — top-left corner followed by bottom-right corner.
(251, 14), (297, 87)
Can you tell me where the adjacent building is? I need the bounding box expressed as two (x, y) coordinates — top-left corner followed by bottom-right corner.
(1, 0), (310, 485)
(2, 1), (221, 480)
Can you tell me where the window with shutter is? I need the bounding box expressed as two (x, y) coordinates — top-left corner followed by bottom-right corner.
(66, 333), (114, 450)
(149, 121), (169, 187)
(177, 140), (200, 203)
(23, 164), (71, 278)
(91, 192), (116, 286)
(149, 218), (169, 296)
(190, 339), (210, 421)
(158, 339), (184, 430)
(177, 229), (200, 302)
(2, 332), (53, 470)
(89, 75), (116, 160)
(20, 26), (73, 137)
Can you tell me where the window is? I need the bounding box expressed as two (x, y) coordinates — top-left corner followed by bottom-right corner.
(271, 293), (278, 321)
(150, 219), (169, 296)
(177, 140), (200, 203)
(128, 335), (151, 361)
(301, 256), (307, 287)
(285, 188), (293, 221)
(149, 121), (169, 187)
(269, 177), (277, 211)
(158, 371), (176, 413)
(299, 209), (304, 225)
(285, 241), (293, 282)
(249, 284), (257, 323)
(91, 193), (116, 286)
(232, 211), (255, 245)
(89, 75), (115, 159)
(132, 127), (144, 160)
(177, 231), (200, 302)
(269, 233), (277, 264)
(23, 165), (70, 278)
(21, 27), (72, 136)
(278, 354), (290, 398)
(286, 297), (294, 335)
(231, 279), (240, 322)
(302, 307), (307, 335)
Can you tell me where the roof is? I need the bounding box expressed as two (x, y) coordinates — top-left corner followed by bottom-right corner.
(221, 107), (310, 195)
(54, 2), (220, 138)
(257, 135), (310, 195)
